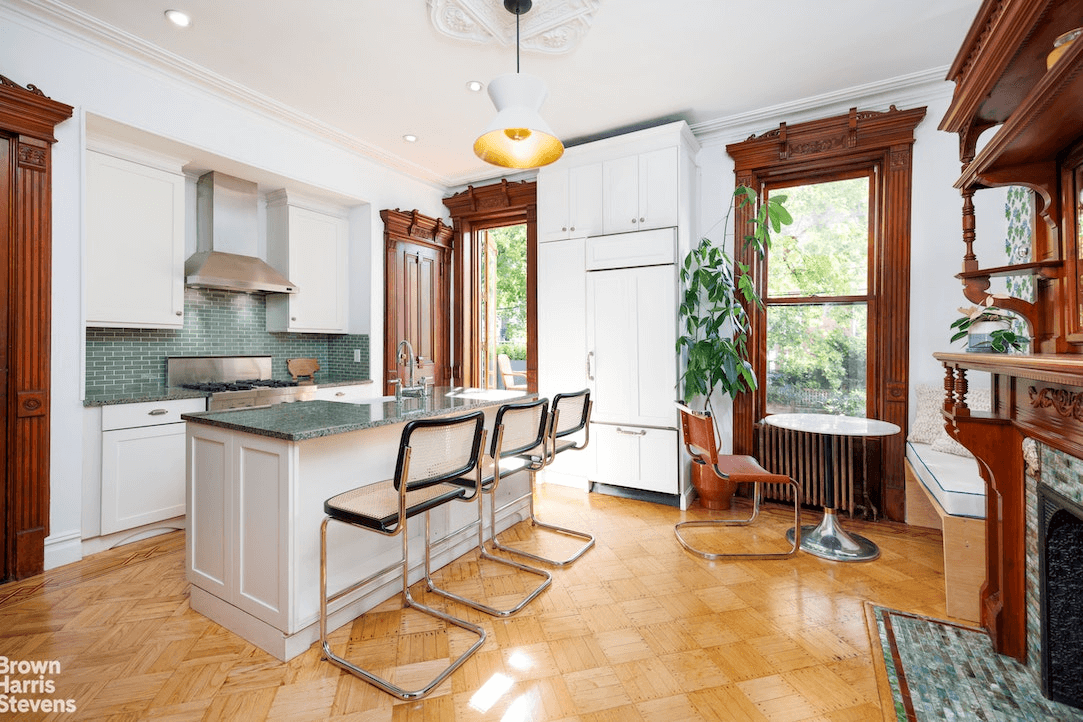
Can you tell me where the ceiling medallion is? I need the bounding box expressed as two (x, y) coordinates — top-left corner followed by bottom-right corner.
(428, 0), (600, 54)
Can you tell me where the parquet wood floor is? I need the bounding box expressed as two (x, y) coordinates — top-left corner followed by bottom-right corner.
(0, 482), (950, 721)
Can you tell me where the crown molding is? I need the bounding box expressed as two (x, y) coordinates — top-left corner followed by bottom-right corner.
(4, 0), (452, 190)
(691, 66), (955, 147)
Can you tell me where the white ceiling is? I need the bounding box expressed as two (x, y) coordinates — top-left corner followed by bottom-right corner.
(50, 0), (981, 187)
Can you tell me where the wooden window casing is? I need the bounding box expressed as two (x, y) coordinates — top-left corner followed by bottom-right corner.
(726, 106), (926, 522)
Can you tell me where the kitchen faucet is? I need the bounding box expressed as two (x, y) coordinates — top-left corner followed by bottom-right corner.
(396, 339), (427, 397)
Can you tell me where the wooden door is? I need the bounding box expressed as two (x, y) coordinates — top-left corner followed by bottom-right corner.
(395, 241), (443, 386)
(381, 209), (452, 394)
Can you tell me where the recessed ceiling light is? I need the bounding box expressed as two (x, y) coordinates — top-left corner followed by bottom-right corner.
(466, 80), (484, 93)
(164, 9), (191, 27)
(403, 134), (418, 143)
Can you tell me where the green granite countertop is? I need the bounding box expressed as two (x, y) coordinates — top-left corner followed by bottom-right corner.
(181, 387), (534, 441)
(84, 384), (210, 407)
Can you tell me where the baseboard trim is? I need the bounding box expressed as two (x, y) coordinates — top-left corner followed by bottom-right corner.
(43, 529), (83, 570)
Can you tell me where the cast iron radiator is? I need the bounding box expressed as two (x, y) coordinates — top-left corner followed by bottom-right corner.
(755, 422), (871, 517)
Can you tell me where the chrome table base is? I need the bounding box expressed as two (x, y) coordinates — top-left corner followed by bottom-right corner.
(786, 508), (880, 562)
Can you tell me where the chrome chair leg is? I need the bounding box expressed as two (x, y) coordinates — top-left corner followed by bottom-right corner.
(423, 492), (552, 617)
(319, 514), (487, 700)
(489, 468), (595, 567)
(674, 480), (802, 561)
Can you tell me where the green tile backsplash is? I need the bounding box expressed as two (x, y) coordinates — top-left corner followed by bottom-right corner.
(86, 287), (369, 394)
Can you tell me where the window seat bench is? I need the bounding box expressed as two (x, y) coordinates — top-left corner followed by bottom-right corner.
(904, 440), (986, 623)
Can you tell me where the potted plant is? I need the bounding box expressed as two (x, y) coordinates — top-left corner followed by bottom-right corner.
(950, 297), (1028, 353)
(677, 186), (791, 508)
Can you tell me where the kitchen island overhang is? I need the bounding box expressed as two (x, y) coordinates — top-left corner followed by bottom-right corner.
(181, 388), (536, 661)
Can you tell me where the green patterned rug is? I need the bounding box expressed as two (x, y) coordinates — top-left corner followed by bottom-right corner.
(867, 604), (1083, 721)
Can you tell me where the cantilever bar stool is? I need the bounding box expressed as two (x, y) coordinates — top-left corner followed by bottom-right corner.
(318, 411), (487, 700)
(425, 398), (553, 616)
(675, 403), (802, 560)
(490, 389), (595, 566)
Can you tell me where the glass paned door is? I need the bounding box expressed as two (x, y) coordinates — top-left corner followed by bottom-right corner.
(765, 176), (870, 415)
(477, 224), (528, 390)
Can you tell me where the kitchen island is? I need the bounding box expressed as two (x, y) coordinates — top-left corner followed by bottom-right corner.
(182, 387), (533, 661)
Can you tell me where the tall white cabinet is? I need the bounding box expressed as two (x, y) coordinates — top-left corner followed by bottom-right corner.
(536, 122), (698, 507)
(265, 190), (349, 333)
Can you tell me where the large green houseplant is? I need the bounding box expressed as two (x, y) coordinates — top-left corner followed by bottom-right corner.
(676, 186), (792, 508)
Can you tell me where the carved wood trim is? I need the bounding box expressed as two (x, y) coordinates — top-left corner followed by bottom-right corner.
(380, 208), (452, 394)
(0, 77), (71, 581)
(728, 105), (925, 523)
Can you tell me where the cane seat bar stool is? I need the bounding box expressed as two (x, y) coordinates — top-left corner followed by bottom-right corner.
(490, 389), (596, 566)
(319, 411), (488, 700)
(675, 403), (802, 560)
(425, 398), (553, 616)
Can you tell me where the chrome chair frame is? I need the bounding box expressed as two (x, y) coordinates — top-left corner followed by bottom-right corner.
(490, 389), (596, 566)
(425, 398), (553, 616)
(674, 403), (802, 560)
(318, 412), (488, 700)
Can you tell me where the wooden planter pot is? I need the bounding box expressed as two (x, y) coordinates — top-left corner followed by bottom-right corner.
(691, 462), (737, 510)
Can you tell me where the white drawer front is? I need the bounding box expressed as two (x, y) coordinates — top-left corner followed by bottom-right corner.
(101, 397), (207, 431)
(592, 424), (677, 494)
(585, 227), (675, 270)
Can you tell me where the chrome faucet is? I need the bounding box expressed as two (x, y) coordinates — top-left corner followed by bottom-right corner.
(397, 339), (416, 388)
(396, 339), (427, 397)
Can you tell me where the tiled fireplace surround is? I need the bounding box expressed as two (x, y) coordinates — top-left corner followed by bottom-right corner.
(1027, 441), (1083, 705)
(85, 287), (369, 395)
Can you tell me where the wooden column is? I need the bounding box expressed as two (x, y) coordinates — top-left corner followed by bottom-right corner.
(0, 76), (72, 580)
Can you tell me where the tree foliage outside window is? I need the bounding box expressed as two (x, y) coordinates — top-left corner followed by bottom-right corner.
(488, 224), (527, 344)
(766, 177), (869, 416)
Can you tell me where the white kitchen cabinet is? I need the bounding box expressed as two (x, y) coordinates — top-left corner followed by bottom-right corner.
(591, 425), (678, 495)
(312, 383), (380, 402)
(537, 237), (595, 485)
(538, 237), (587, 396)
(85, 149), (186, 328)
(602, 147), (679, 235)
(586, 262), (677, 428)
(265, 191), (348, 333)
(538, 162), (602, 242)
(100, 397), (206, 535)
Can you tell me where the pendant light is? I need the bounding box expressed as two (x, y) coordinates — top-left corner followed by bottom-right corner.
(474, 0), (564, 169)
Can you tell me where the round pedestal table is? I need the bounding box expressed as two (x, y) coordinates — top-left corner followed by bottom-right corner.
(763, 413), (900, 562)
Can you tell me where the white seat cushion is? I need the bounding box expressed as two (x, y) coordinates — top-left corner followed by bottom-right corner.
(906, 441), (985, 519)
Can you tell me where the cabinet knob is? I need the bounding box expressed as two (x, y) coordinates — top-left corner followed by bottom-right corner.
(176, 311), (183, 316)
(631, 218), (637, 223)
(291, 317), (297, 321)
(148, 409), (168, 416)
(639, 217), (645, 223)
(561, 226), (567, 232)
(335, 391), (345, 397)
(570, 226), (575, 231)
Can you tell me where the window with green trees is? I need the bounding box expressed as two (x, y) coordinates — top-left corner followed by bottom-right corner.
(478, 223), (528, 387)
(765, 176), (869, 415)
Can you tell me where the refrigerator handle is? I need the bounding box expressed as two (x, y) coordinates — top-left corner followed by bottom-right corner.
(587, 351), (595, 381)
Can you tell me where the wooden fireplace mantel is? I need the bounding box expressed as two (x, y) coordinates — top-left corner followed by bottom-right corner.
(935, 352), (1083, 661)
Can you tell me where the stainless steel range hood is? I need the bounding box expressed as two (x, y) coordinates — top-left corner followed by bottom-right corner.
(184, 172), (298, 294)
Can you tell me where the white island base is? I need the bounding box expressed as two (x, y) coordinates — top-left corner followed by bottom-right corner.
(185, 393), (533, 661)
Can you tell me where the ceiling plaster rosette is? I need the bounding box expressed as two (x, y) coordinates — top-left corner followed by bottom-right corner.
(428, 0), (600, 54)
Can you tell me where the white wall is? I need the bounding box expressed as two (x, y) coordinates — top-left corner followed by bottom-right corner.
(0, 7), (447, 569)
(690, 77), (1010, 450)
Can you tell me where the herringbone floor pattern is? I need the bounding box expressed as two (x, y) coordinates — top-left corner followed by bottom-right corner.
(0, 483), (949, 721)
